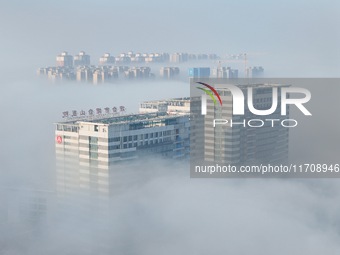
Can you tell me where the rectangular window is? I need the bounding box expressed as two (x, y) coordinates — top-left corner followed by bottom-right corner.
(109, 137), (120, 142)
(109, 145), (120, 150)
(89, 144), (98, 151)
(90, 152), (98, 159)
(89, 136), (98, 144)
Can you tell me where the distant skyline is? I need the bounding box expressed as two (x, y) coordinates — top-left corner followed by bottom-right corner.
(1, 0), (339, 76)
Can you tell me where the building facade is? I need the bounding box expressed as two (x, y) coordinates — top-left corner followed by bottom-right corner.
(160, 67), (180, 79)
(191, 83), (289, 165)
(74, 51), (91, 66)
(55, 112), (189, 197)
(56, 51), (73, 67)
(99, 53), (115, 65)
(211, 67), (238, 78)
(188, 67), (211, 78)
(246, 66), (264, 78)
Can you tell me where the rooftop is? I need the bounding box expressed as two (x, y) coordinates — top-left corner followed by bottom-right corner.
(215, 83), (290, 89)
(56, 112), (188, 126)
(141, 97), (190, 105)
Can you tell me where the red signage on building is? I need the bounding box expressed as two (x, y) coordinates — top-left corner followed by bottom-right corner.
(56, 135), (62, 144)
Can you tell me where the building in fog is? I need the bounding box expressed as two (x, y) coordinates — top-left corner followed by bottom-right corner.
(38, 66), (75, 80)
(211, 67), (238, 78)
(76, 67), (93, 82)
(99, 53), (115, 65)
(56, 51), (73, 67)
(124, 67), (151, 79)
(208, 53), (219, 60)
(191, 83), (289, 165)
(92, 70), (108, 84)
(0, 187), (53, 241)
(74, 51), (91, 66)
(197, 54), (208, 60)
(115, 54), (131, 64)
(160, 67), (180, 79)
(188, 67), (210, 78)
(246, 66), (264, 78)
(55, 110), (189, 197)
(170, 53), (188, 63)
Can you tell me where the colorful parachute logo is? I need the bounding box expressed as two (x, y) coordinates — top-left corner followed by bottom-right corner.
(195, 82), (222, 106)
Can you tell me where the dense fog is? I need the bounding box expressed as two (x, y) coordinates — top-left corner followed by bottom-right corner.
(1, 0), (340, 254)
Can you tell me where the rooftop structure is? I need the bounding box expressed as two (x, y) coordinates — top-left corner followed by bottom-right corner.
(99, 53), (115, 65)
(139, 97), (190, 115)
(74, 51), (91, 66)
(56, 51), (73, 67)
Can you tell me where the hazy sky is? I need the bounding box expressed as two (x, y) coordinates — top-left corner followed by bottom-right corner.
(0, 0), (339, 75)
